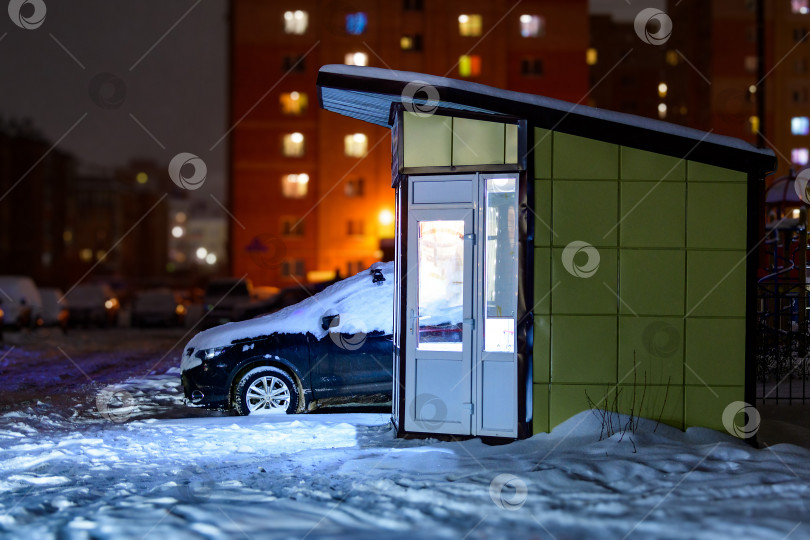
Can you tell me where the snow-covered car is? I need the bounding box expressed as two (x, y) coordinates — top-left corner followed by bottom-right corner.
(65, 284), (119, 327)
(182, 262), (393, 414)
(131, 288), (185, 327)
(0, 276), (42, 328)
(38, 287), (69, 330)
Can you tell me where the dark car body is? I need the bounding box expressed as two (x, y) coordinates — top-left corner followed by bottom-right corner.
(181, 327), (392, 411)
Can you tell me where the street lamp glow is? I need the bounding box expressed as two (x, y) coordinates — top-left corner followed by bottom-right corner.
(290, 132), (304, 143)
(658, 82), (668, 98)
(379, 209), (394, 226)
(196, 247), (208, 259)
(205, 253), (217, 265)
(458, 14), (469, 23)
(171, 226), (184, 238)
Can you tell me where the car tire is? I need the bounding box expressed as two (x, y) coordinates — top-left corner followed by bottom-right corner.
(233, 366), (300, 416)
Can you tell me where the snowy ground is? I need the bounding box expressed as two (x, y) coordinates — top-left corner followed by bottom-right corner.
(2, 330), (810, 539)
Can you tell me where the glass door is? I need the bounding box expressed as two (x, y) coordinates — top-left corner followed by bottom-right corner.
(474, 175), (519, 438)
(404, 209), (474, 435)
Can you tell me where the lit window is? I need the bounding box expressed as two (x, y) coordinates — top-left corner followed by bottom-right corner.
(345, 12), (368, 35)
(519, 14), (544, 37)
(280, 91), (308, 115)
(458, 14), (482, 36)
(345, 178), (365, 197)
(80, 248), (93, 262)
(792, 147), (809, 165)
(282, 173), (309, 198)
(281, 217), (304, 237)
(666, 50), (679, 66)
(283, 132), (305, 157)
(744, 55), (758, 72)
(459, 55), (482, 77)
(793, 0), (810, 14)
(586, 48), (598, 66)
(344, 52), (368, 66)
(283, 10), (308, 34)
(749, 115), (760, 134)
(344, 133), (368, 157)
(401, 34), (423, 51)
(793, 116), (810, 135)
(520, 58), (543, 77)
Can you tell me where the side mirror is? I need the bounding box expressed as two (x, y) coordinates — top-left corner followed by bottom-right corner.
(321, 314), (339, 331)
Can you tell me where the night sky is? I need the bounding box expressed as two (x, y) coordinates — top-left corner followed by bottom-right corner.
(0, 0), (228, 198)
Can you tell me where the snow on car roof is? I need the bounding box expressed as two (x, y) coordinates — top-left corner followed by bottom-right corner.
(186, 262), (394, 354)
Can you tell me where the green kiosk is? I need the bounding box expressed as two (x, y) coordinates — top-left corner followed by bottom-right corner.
(317, 65), (776, 440)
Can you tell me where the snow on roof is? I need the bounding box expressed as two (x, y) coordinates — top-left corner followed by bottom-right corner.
(185, 262), (394, 356)
(318, 65), (776, 172)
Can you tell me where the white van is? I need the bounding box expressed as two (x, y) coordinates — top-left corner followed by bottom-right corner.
(0, 276), (43, 328)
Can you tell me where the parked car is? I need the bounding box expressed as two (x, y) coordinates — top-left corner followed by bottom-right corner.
(65, 284), (119, 327)
(0, 276), (42, 329)
(39, 287), (69, 331)
(201, 278), (258, 329)
(131, 288), (186, 327)
(182, 263), (394, 415)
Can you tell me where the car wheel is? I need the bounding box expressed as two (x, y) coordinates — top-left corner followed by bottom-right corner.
(234, 366), (300, 415)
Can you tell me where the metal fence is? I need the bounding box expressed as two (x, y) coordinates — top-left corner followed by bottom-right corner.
(756, 224), (809, 404)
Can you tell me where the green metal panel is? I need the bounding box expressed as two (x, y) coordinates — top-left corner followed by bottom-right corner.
(552, 180), (619, 247)
(402, 112), (452, 167)
(620, 146), (686, 181)
(684, 386), (744, 432)
(685, 318), (745, 386)
(532, 383), (550, 434)
(617, 384), (684, 430)
(550, 316), (618, 383)
(551, 248), (617, 314)
(687, 160), (747, 182)
(534, 247), (551, 314)
(687, 183), (747, 250)
(533, 127), (553, 179)
(620, 182), (685, 248)
(686, 250), (746, 317)
(533, 180), (552, 246)
(452, 117), (505, 166)
(505, 123), (518, 164)
(618, 317), (684, 385)
(533, 316), (551, 383)
(553, 132), (619, 180)
(619, 250), (685, 316)
(550, 384), (613, 429)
